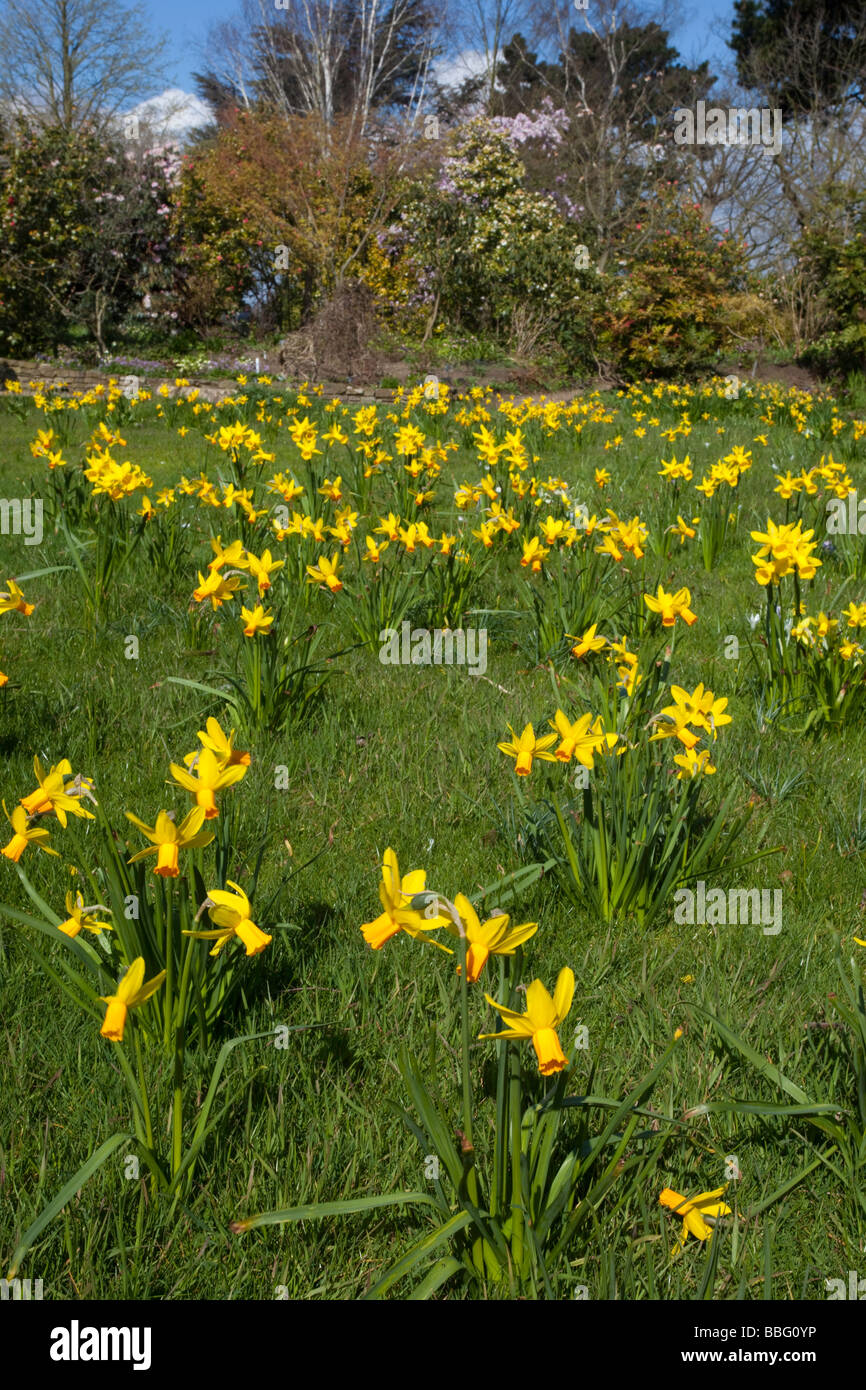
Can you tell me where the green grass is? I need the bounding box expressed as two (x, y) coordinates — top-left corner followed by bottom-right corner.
(0, 377), (865, 1299)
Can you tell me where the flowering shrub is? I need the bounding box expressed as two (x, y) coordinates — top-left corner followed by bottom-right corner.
(0, 122), (178, 355)
(796, 185), (866, 374)
(391, 119), (598, 368)
(594, 187), (756, 378)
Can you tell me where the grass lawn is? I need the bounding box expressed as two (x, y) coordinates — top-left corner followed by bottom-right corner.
(1, 373), (865, 1300)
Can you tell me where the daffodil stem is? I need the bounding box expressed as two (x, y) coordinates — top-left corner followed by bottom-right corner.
(251, 636), (262, 729)
(114, 1040), (145, 1150)
(130, 1031), (157, 1199)
(509, 1044), (525, 1275)
(171, 937), (195, 1180)
(163, 880), (174, 1052)
(491, 955), (509, 1219)
(458, 931), (474, 1153)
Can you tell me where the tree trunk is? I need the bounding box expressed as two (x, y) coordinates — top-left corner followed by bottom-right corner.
(420, 289), (441, 345)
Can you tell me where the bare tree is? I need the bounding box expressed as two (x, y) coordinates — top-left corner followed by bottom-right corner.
(677, 18), (866, 274)
(0, 0), (170, 132)
(506, 0), (715, 270)
(455, 0), (532, 111)
(197, 0), (438, 141)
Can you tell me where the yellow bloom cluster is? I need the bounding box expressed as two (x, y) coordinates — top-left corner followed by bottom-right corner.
(751, 518), (822, 585)
(359, 848), (573, 1076)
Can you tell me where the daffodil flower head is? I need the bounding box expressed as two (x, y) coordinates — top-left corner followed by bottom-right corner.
(480, 967), (575, 1076)
(194, 717), (251, 769)
(125, 805), (215, 875)
(1, 802), (60, 862)
(58, 890), (112, 937)
(360, 848), (450, 950)
(19, 756), (96, 827)
(659, 1185), (732, 1257)
(183, 880), (271, 957)
(447, 892), (538, 983)
(100, 958), (166, 1041)
(497, 722), (558, 776)
(169, 747), (247, 819)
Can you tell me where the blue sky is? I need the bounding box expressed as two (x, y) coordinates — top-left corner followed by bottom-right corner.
(144, 0), (736, 98)
(145, 0), (239, 89)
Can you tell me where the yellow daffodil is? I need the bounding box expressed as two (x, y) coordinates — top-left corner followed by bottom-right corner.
(652, 684), (730, 747)
(659, 1185), (732, 1256)
(549, 710), (607, 768)
(318, 476), (343, 502)
(750, 518), (821, 585)
(245, 549), (283, 595)
(305, 553), (343, 593)
(0, 579), (34, 616)
(595, 534), (623, 563)
(669, 515), (698, 544)
(374, 512), (401, 541)
(569, 623), (607, 658)
(58, 890), (112, 937)
(520, 537), (549, 572)
(643, 585), (698, 627)
(361, 848), (450, 950)
(195, 717), (250, 768)
(208, 537), (248, 572)
(649, 708), (700, 750)
(673, 747), (716, 779)
(126, 805), (215, 876)
(184, 880), (271, 956)
(241, 603), (274, 637)
(395, 424), (426, 456)
(445, 892), (538, 983)
(498, 722), (558, 776)
(480, 966), (575, 1076)
(100, 958), (166, 1041)
(20, 756), (96, 826)
(363, 535), (388, 562)
(193, 569), (243, 609)
(1, 803), (60, 861)
(169, 748), (248, 819)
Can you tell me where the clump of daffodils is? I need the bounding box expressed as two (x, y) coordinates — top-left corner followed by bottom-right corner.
(359, 848), (572, 1077)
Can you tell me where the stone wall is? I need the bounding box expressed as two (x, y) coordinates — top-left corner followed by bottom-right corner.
(0, 360), (396, 405)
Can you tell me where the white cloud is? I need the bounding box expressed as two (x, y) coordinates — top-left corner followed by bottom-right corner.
(125, 88), (211, 140)
(432, 50), (491, 91)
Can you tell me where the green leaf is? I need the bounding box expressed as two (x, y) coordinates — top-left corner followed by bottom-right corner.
(232, 1190), (442, 1233)
(173, 1028), (297, 1191)
(690, 1005), (811, 1105)
(164, 675), (233, 700)
(361, 1209), (473, 1299)
(407, 1256), (464, 1299)
(7, 1132), (132, 1278)
(12, 565), (75, 582)
(744, 1153), (829, 1219)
